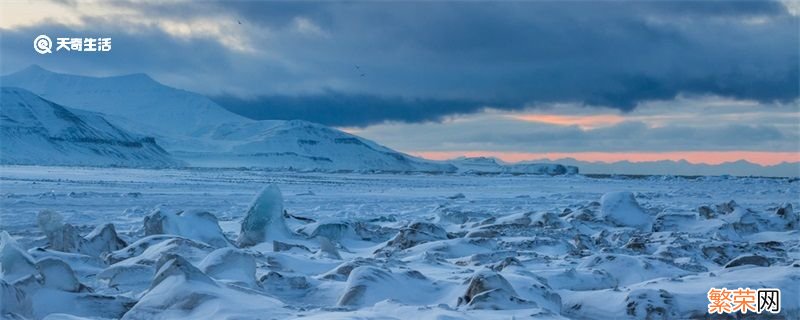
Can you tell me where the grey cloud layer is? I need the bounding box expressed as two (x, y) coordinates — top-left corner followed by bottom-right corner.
(354, 99), (800, 153)
(1, 1), (797, 127)
(358, 117), (797, 153)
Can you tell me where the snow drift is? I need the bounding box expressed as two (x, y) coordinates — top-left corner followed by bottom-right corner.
(599, 191), (652, 229)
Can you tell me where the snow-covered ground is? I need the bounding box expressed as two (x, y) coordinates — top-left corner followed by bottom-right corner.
(1, 165), (798, 319)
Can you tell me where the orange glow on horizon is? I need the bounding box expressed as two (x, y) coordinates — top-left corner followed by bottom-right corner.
(510, 114), (627, 129)
(412, 151), (800, 166)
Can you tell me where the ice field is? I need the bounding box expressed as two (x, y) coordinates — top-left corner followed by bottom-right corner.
(1, 165), (798, 319)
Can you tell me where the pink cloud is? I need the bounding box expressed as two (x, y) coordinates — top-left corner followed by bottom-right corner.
(510, 114), (626, 129)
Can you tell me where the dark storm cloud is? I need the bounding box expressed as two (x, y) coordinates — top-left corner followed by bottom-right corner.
(0, 23), (239, 87)
(1, 0), (797, 126)
(210, 0), (799, 125)
(212, 92), (488, 127)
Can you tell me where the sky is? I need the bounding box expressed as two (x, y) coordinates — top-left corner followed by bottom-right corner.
(1, 0), (798, 167)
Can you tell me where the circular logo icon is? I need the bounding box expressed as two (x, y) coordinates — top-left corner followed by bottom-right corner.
(34, 35), (52, 54)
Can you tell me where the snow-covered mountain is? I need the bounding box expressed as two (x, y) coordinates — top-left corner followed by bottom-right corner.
(450, 156), (579, 175)
(176, 120), (457, 172)
(1, 66), (455, 172)
(211, 120), (455, 172)
(1, 65), (245, 139)
(0, 87), (180, 167)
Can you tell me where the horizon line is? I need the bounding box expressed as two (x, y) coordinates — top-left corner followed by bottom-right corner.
(411, 151), (800, 167)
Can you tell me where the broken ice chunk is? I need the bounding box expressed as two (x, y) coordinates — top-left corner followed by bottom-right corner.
(144, 209), (231, 248)
(599, 192), (652, 230)
(0, 231), (38, 283)
(238, 185), (292, 247)
(199, 247), (257, 287)
(458, 270), (536, 310)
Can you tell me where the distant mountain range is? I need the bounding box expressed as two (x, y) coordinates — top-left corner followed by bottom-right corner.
(522, 158), (799, 178)
(449, 157), (578, 175)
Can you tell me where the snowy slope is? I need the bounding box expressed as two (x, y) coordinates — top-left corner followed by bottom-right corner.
(0, 87), (180, 167)
(1, 65), (246, 138)
(1, 66), (455, 172)
(223, 120), (456, 172)
(177, 119), (456, 172)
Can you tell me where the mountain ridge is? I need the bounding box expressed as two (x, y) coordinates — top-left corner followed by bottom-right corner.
(0, 87), (181, 167)
(1, 66), (457, 173)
